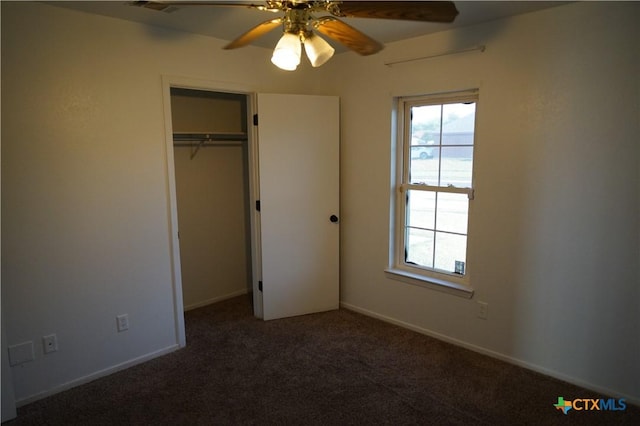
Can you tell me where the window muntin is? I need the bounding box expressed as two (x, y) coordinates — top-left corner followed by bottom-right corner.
(394, 92), (477, 285)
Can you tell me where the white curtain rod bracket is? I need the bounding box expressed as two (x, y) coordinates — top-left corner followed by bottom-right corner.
(384, 45), (486, 67)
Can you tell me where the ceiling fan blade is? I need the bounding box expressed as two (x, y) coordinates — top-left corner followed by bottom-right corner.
(330, 1), (459, 23)
(130, 1), (270, 12)
(224, 18), (283, 49)
(314, 17), (383, 56)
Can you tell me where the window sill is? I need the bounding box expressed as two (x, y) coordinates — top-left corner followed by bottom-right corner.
(384, 268), (474, 299)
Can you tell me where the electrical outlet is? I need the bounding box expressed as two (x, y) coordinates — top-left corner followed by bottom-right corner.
(116, 314), (129, 332)
(477, 301), (488, 320)
(42, 334), (58, 354)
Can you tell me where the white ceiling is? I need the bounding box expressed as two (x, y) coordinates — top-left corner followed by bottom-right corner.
(50, 1), (567, 53)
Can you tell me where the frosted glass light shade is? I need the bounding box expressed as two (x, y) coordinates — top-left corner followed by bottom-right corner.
(271, 32), (301, 71)
(303, 34), (335, 67)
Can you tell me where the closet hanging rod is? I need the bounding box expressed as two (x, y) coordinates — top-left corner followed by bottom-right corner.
(173, 132), (247, 143)
(172, 132), (248, 159)
(173, 138), (244, 159)
(173, 140), (244, 146)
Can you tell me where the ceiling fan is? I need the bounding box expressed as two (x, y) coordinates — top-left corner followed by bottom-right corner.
(132, 1), (459, 70)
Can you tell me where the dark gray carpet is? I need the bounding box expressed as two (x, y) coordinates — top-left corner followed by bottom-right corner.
(8, 295), (639, 425)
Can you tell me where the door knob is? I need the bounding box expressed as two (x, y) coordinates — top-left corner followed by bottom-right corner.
(330, 215), (339, 223)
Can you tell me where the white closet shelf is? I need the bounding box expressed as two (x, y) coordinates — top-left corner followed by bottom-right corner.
(173, 132), (247, 143)
(173, 132), (248, 159)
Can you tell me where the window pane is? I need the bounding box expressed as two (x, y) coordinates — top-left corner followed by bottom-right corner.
(406, 227), (434, 268)
(440, 148), (473, 187)
(407, 190), (435, 230)
(434, 232), (467, 273)
(409, 153), (439, 185)
(436, 193), (468, 234)
(442, 103), (475, 146)
(411, 105), (442, 142)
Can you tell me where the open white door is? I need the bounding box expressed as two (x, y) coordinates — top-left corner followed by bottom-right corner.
(257, 94), (339, 320)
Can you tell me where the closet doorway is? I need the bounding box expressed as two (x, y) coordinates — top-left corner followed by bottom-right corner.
(169, 87), (253, 312)
(163, 78), (339, 342)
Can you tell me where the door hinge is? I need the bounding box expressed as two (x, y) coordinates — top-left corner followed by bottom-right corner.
(256, 200), (261, 211)
(253, 114), (258, 126)
(258, 281), (263, 292)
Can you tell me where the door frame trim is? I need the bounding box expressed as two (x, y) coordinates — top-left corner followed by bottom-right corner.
(161, 75), (263, 347)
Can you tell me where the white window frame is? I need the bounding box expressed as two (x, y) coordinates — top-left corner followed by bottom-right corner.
(386, 90), (478, 298)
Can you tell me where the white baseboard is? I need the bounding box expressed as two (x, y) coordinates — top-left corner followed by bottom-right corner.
(184, 289), (249, 311)
(15, 344), (181, 407)
(340, 301), (639, 407)
(15, 300), (637, 408)
(15, 292), (249, 407)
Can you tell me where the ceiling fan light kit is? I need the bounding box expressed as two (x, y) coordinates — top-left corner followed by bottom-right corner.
(271, 32), (302, 70)
(271, 6), (335, 71)
(132, 1), (459, 71)
(269, 6), (335, 71)
(303, 33), (335, 68)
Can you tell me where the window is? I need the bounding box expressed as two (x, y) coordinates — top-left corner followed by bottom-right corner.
(387, 90), (477, 297)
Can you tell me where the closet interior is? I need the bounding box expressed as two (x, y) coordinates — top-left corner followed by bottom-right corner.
(170, 88), (252, 311)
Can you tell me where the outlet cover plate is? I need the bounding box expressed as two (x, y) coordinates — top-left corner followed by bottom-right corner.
(116, 314), (129, 332)
(8, 341), (35, 366)
(477, 301), (488, 320)
(43, 334), (58, 354)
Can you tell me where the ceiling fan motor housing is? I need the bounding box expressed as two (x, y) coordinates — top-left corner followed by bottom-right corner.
(283, 8), (313, 37)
